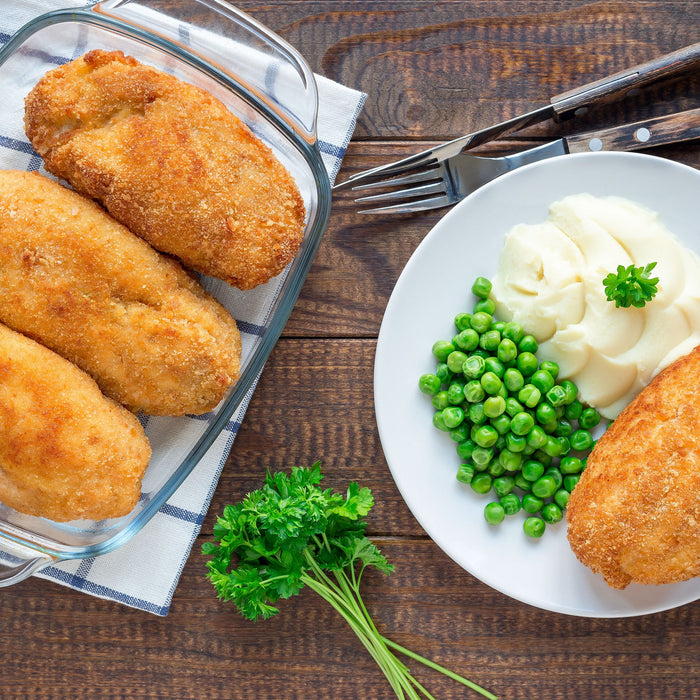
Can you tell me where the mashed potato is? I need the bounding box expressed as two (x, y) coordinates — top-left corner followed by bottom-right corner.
(491, 194), (700, 419)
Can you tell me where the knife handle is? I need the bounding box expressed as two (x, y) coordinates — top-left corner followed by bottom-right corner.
(550, 43), (700, 120)
(563, 107), (700, 153)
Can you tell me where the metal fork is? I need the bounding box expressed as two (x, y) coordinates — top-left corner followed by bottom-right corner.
(346, 108), (700, 214)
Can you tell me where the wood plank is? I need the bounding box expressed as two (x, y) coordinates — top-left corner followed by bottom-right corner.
(236, 1), (700, 141)
(5, 539), (700, 699)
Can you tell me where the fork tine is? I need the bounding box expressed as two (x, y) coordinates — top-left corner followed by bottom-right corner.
(357, 194), (455, 215)
(349, 166), (442, 192)
(353, 180), (447, 205)
(332, 154), (439, 190)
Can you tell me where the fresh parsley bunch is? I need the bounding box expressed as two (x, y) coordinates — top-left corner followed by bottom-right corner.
(603, 262), (659, 308)
(203, 463), (497, 700)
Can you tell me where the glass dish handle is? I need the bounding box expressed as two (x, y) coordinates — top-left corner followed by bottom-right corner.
(91, 0), (319, 142)
(0, 554), (55, 587)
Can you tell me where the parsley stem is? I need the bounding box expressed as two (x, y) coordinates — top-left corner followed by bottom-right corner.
(383, 637), (498, 700)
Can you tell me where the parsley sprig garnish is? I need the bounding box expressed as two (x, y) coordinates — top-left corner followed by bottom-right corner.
(603, 262), (659, 308)
(203, 463), (497, 699)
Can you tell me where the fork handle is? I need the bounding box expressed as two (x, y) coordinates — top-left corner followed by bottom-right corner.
(563, 107), (700, 153)
(550, 42), (700, 120)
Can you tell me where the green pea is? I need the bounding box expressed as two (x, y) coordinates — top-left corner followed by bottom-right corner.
(541, 502), (563, 524)
(554, 488), (570, 510)
(500, 493), (521, 515)
(471, 472), (493, 494)
(474, 297), (496, 315)
(532, 475), (557, 499)
(516, 351), (538, 377)
(543, 435), (565, 457)
(526, 425), (548, 450)
(560, 456), (583, 474)
(480, 371), (502, 395)
(471, 276), (492, 299)
(497, 338), (518, 364)
(483, 395), (506, 418)
(418, 373), (441, 395)
(447, 350), (468, 373)
(498, 450), (522, 473)
(463, 355), (486, 379)
(544, 467), (563, 490)
(456, 463), (475, 484)
(510, 411), (535, 436)
(432, 390), (449, 410)
(484, 356), (505, 378)
(484, 502), (505, 524)
(514, 473), (532, 492)
(518, 335), (539, 354)
(522, 459), (545, 482)
(433, 411), (449, 432)
(456, 439), (476, 460)
(563, 474), (580, 493)
(545, 384), (568, 407)
(523, 517), (546, 538)
(464, 379), (485, 403)
(500, 366), (521, 391)
(442, 406), (464, 429)
(579, 407), (601, 430)
(435, 362), (452, 384)
(471, 446), (493, 466)
(531, 369), (555, 394)
(453, 328), (479, 352)
(535, 402), (557, 425)
(454, 312), (472, 332)
(450, 423), (471, 443)
(474, 424), (498, 448)
(518, 384), (541, 408)
(488, 460), (506, 477)
(561, 380), (578, 404)
(521, 493), (544, 513)
(470, 311), (492, 333)
(570, 429), (594, 451)
(555, 418), (573, 438)
(564, 399), (583, 421)
(505, 432), (527, 453)
(468, 402), (487, 424)
(490, 413), (511, 435)
(505, 397), (524, 417)
(479, 329), (501, 352)
(539, 360), (559, 380)
(502, 321), (524, 344)
(432, 339), (455, 361)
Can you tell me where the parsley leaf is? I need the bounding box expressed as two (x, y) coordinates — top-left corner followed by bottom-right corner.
(603, 262), (659, 308)
(203, 463), (497, 699)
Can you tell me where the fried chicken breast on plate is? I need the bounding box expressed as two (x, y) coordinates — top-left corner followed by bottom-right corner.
(24, 49), (306, 290)
(0, 170), (241, 416)
(567, 343), (700, 589)
(0, 322), (151, 522)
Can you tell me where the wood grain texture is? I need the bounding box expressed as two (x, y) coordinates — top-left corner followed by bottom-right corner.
(3, 2), (700, 699)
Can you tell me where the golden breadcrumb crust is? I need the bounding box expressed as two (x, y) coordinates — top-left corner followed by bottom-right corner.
(0, 170), (241, 416)
(567, 343), (700, 589)
(25, 49), (306, 290)
(0, 322), (151, 522)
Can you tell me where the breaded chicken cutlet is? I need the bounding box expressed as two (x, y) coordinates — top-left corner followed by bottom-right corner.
(0, 170), (241, 416)
(567, 343), (700, 589)
(0, 322), (151, 522)
(24, 49), (306, 290)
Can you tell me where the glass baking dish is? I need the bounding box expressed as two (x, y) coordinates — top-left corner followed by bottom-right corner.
(0, 0), (331, 584)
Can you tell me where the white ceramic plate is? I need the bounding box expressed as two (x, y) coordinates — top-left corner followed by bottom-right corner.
(374, 151), (700, 617)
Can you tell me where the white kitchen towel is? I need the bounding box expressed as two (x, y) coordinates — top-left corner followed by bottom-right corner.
(0, 0), (365, 615)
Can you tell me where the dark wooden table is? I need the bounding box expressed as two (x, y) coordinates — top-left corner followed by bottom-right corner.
(3, 2), (700, 698)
